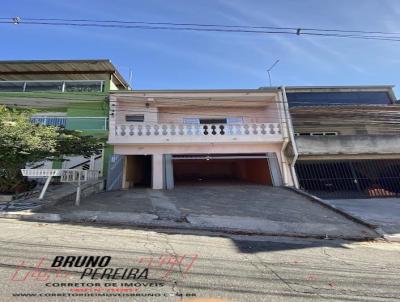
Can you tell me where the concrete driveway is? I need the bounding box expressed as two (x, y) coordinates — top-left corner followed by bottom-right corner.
(323, 198), (400, 241)
(37, 185), (377, 239)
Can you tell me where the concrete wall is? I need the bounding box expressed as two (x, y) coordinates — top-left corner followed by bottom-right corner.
(296, 135), (400, 156)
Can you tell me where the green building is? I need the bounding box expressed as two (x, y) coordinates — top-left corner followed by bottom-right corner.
(0, 59), (130, 177)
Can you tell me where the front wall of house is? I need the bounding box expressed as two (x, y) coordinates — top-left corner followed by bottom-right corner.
(114, 143), (285, 177)
(114, 142), (283, 157)
(158, 106), (279, 124)
(113, 142), (292, 189)
(114, 98), (281, 125)
(109, 91), (295, 189)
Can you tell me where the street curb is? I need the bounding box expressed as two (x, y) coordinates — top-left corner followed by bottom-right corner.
(285, 187), (384, 238)
(0, 211), (61, 222)
(0, 210), (378, 241)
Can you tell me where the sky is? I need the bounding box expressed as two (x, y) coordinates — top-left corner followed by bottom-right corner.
(1, 0), (400, 95)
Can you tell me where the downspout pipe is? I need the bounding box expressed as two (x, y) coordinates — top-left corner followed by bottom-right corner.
(278, 89), (289, 186)
(281, 86), (300, 188)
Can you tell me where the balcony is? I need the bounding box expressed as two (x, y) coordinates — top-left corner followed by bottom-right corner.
(109, 122), (283, 144)
(31, 116), (108, 130)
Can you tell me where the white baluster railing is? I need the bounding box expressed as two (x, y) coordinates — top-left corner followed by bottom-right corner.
(110, 122), (282, 143)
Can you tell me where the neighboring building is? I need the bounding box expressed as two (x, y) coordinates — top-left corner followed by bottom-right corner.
(285, 86), (400, 199)
(107, 89), (297, 190)
(0, 59), (129, 176)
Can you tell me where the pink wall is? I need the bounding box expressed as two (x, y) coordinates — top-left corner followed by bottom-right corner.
(158, 106), (279, 124)
(114, 142), (282, 156)
(114, 102), (280, 124)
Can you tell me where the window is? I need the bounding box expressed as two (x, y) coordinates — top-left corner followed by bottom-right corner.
(199, 118), (227, 124)
(287, 91), (392, 107)
(183, 117), (243, 124)
(125, 114), (144, 122)
(0, 80), (104, 93)
(226, 117), (243, 124)
(295, 132), (338, 136)
(25, 81), (63, 92)
(0, 82), (24, 92)
(64, 81), (103, 92)
(355, 129), (368, 135)
(183, 118), (200, 124)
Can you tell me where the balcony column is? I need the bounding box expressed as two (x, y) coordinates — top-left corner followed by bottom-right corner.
(152, 154), (164, 189)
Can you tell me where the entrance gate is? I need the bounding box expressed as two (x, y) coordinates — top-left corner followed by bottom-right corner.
(295, 159), (400, 199)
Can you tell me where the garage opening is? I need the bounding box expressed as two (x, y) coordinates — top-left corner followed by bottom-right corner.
(171, 154), (275, 186)
(124, 155), (152, 188)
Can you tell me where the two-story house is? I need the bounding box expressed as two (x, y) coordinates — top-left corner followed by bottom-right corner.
(285, 86), (400, 199)
(0, 59), (129, 177)
(107, 89), (297, 190)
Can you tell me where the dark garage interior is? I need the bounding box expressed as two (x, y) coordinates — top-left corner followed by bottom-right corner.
(124, 155), (152, 188)
(173, 158), (272, 185)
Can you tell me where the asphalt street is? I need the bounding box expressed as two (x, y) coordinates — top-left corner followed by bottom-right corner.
(0, 219), (399, 302)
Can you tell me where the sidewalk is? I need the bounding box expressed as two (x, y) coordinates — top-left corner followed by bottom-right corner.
(322, 198), (400, 242)
(0, 185), (379, 240)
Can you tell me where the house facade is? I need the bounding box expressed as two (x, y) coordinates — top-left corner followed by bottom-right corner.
(3, 60), (398, 199)
(286, 86), (400, 199)
(107, 89), (297, 190)
(0, 60), (129, 176)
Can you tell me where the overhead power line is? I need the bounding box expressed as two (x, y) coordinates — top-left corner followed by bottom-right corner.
(1, 17), (400, 42)
(3, 16), (400, 36)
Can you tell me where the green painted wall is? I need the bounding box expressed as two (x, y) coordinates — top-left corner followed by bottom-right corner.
(0, 76), (121, 179)
(66, 101), (108, 136)
(102, 144), (114, 178)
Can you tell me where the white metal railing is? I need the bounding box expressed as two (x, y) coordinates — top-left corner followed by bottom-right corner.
(0, 80), (104, 93)
(114, 123), (281, 137)
(30, 116), (108, 130)
(21, 169), (99, 182)
(60, 170), (100, 182)
(21, 169), (100, 204)
(110, 123), (281, 142)
(21, 169), (63, 177)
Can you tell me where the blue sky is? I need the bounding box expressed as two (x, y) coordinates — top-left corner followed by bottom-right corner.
(2, 0), (400, 95)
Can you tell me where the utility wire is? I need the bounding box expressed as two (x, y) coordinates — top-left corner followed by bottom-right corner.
(3, 16), (400, 36)
(1, 17), (400, 42)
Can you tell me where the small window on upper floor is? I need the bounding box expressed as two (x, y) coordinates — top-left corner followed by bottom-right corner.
(125, 114), (144, 122)
(355, 129), (368, 135)
(25, 81), (63, 92)
(65, 81), (103, 92)
(0, 81), (25, 92)
(295, 132), (339, 136)
(199, 118), (227, 124)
